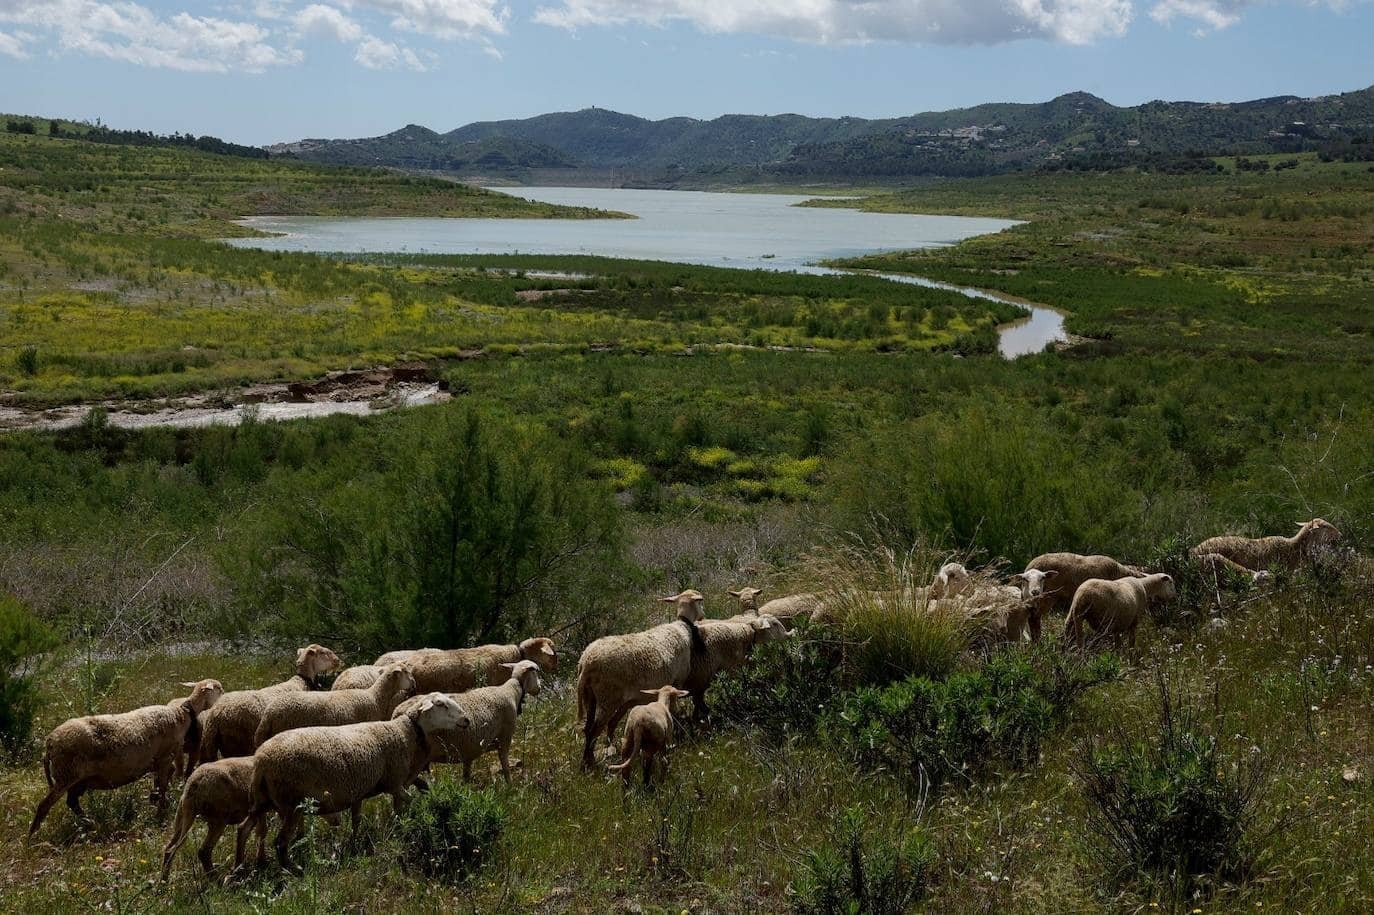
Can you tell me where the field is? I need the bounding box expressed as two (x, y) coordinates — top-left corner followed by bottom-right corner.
(1, 133), (1374, 913)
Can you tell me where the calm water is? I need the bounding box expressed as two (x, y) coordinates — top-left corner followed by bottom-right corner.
(232, 187), (1065, 357)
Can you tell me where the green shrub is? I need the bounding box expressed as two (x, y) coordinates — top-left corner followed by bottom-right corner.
(827, 645), (1119, 789)
(713, 617), (844, 740)
(1075, 677), (1272, 896)
(395, 780), (507, 882)
(791, 806), (933, 915)
(0, 597), (57, 761)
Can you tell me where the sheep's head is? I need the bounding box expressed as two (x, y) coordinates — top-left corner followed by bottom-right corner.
(296, 644), (342, 680)
(641, 685), (691, 711)
(750, 614), (789, 644)
(502, 659), (544, 697)
(1298, 518), (1341, 549)
(1148, 573), (1177, 602)
(379, 664), (417, 700)
(413, 693), (469, 734)
(661, 589), (706, 623)
(1010, 568), (1058, 601)
(929, 563), (973, 600)
(727, 587), (764, 613)
(181, 679), (224, 712)
(519, 637), (558, 673)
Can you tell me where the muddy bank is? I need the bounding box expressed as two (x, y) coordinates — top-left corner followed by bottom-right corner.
(0, 364), (451, 433)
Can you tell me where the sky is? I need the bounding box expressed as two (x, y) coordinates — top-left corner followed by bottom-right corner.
(0, 1), (1371, 146)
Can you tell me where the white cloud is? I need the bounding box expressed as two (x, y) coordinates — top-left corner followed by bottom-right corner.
(345, 0), (507, 40)
(0, 27), (29, 58)
(294, 3), (364, 41)
(531, 0), (1135, 45)
(0, 0), (301, 71)
(354, 33), (427, 69)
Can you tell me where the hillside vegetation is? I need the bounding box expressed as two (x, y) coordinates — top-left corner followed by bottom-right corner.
(0, 133), (1372, 913)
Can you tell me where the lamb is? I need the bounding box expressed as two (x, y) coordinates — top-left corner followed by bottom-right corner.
(1022, 553), (1146, 641)
(30, 679), (224, 835)
(607, 685), (691, 787)
(575, 590), (705, 770)
(248, 692), (470, 871)
(404, 637), (558, 694)
(160, 757), (260, 879)
(680, 613), (789, 720)
(1192, 518), (1341, 574)
(727, 587), (765, 613)
(252, 664), (416, 748)
(193, 644), (341, 769)
(393, 659), (543, 784)
(1065, 573), (1177, 650)
(928, 562), (975, 600)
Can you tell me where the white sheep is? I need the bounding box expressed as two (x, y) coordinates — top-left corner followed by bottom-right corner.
(252, 664), (416, 748)
(160, 756), (260, 879)
(607, 685), (691, 787)
(31, 679), (224, 835)
(193, 644), (341, 769)
(754, 592), (825, 628)
(680, 613), (789, 720)
(405, 637), (558, 694)
(248, 692), (470, 871)
(1065, 573), (1177, 650)
(394, 659), (543, 784)
(1193, 518), (1341, 573)
(1022, 553), (1145, 641)
(331, 665), (385, 691)
(928, 562), (975, 600)
(575, 590), (705, 770)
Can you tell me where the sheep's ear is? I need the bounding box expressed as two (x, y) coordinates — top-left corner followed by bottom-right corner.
(1043, 569), (1059, 580)
(296, 648), (308, 664)
(728, 589), (741, 598)
(659, 595), (679, 603)
(179, 681), (198, 689)
(673, 689), (691, 699)
(641, 689), (661, 697)
(500, 662), (517, 670)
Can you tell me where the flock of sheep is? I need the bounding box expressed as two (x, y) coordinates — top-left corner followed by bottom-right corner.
(23, 518), (1341, 880)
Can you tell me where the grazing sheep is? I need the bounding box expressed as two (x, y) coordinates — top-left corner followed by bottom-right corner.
(680, 613), (790, 721)
(375, 647), (442, 667)
(193, 644), (341, 769)
(727, 587), (765, 614)
(31, 680), (224, 835)
(1192, 518), (1341, 573)
(394, 659), (543, 784)
(755, 592), (826, 629)
(405, 637), (559, 694)
(1196, 551), (1273, 584)
(1022, 553), (1145, 641)
(608, 685), (691, 787)
(575, 590), (706, 770)
(929, 562), (975, 600)
(972, 568), (1059, 643)
(252, 665), (416, 748)
(248, 692), (470, 871)
(331, 665), (384, 691)
(160, 757), (260, 879)
(1065, 573), (1177, 650)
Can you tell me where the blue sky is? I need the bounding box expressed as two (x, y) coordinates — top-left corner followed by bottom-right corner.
(1, 1), (1371, 146)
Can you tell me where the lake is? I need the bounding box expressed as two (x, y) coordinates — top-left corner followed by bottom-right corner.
(232, 187), (1065, 357)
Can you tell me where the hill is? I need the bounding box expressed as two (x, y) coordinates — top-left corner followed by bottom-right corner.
(271, 86), (1374, 183)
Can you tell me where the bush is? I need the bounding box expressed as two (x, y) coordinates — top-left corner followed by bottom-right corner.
(0, 597), (57, 761)
(791, 806), (933, 915)
(827, 645), (1119, 789)
(395, 780), (507, 881)
(1075, 677), (1272, 895)
(712, 616), (844, 740)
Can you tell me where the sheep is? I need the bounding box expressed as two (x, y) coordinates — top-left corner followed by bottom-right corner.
(754, 592), (825, 628)
(1196, 551), (1273, 584)
(680, 613), (789, 721)
(929, 562), (975, 600)
(160, 756), (260, 879)
(331, 665), (384, 691)
(193, 644), (342, 769)
(607, 685), (691, 787)
(1192, 518), (1341, 574)
(1065, 573), (1177, 650)
(248, 692), (470, 871)
(252, 664), (416, 748)
(1022, 553), (1146, 641)
(575, 590), (705, 770)
(393, 659), (543, 784)
(30, 679), (224, 836)
(727, 587), (765, 614)
(375, 647), (441, 667)
(404, 637), (558, 694)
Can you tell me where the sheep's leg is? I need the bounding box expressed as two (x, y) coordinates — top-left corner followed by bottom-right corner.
(67, 782), (91, 821)
(604, 701), (632, 749)
(580, 694), (600, 772)
(497, 739), (513, 784)
(252, 813), (269, 865)
(274, 810), (301, 872)
(462, 758), (473, 783)
(350, 801), (365, 838)
(29, 780), (70, 835)
(198, 821), (226, 875)
(233, 819), (253, 872)
(160, 799), (198, 879)
(642, 751), (654, 788)
(389, 790), (409, 818)
(691, 691), (711, 723)
(152, 756), (176, 810)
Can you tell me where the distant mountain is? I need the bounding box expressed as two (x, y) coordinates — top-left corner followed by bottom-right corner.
(270, 86), (1374, 184)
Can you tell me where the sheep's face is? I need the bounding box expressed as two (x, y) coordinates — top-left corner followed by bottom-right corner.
(1300, 518), (1341, 549)
(521, 637), (558, 672)
(182, 679), (225, 712)
(381, 664), (417, 699)
(728, 587), (764, 611)
(930, 563), (972, 600)
(1010, 568), (1057, 601)
(751, 614), (789, 643)
(502, 659), (544, 696)
(1151, 574), (1177, 602)
(416, 693), (469, 733)
(641, 686), (691, 711)
(297, 644), (342, 679)
(662, 590), (706, 623)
